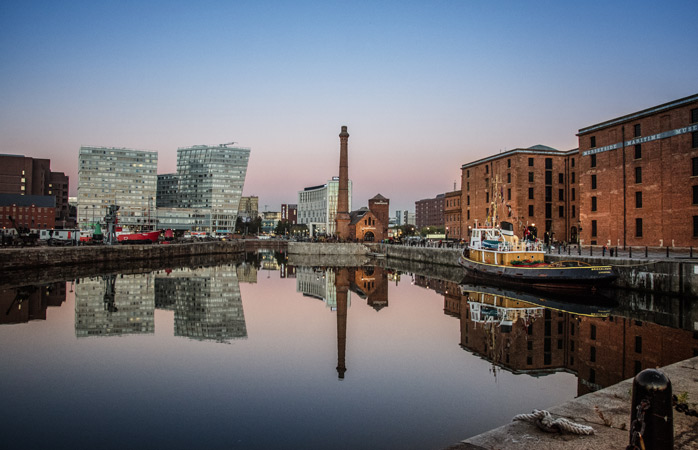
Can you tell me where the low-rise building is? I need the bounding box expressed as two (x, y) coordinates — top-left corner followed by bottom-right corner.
(0, 193), (56, 230)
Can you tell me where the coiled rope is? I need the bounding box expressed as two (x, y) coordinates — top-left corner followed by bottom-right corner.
(513, 409), (595, 435)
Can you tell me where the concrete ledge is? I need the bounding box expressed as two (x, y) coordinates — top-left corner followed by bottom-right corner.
(287, 242), (371, 255)
(0, 241), (245, 270)
(460, 356), (698, 449)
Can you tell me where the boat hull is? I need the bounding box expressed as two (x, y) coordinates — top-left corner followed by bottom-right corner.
(117, 230), (160, 243)
(458, 255), (617, 290)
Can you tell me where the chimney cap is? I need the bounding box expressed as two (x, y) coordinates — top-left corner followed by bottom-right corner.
(339, 126), (349, 138)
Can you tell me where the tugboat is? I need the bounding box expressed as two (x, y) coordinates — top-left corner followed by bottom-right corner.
(459, 220), (617, 290)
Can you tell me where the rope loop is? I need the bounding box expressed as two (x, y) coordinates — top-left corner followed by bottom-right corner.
(513, 409), (595, 435)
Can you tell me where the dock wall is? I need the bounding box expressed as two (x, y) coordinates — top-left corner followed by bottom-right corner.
(0, 241), (245, 271)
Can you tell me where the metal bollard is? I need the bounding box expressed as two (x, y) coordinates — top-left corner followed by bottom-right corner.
(691, 247), (693, 258)
(629, 247), (632, 258)
(666, 246), (669, 258)
(628, 368), (673, 450)
(590, 246), (593, 256)
(645, 246), (648, 258)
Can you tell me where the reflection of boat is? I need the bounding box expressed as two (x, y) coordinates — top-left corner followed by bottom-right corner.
(459, 221), (617, 289)
(460, 280), (614, 318)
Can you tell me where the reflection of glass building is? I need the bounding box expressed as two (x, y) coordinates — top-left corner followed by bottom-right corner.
(236, 263), (258, 284)
(154, 266), (246, 342)
(297, 177), (352, 236)
(77, 146), (158, 229)
(75, 274), (155, 337)
(296, 267), (346, 310)
(175, 144), (251, 233)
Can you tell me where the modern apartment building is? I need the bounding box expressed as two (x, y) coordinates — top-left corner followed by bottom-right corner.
(394, 210), (416, 227)
(238, 196), (259, 222)
(176, 144), (250, 233)
(0, 154), (70, 227)
(577, 93), (698, 247)
(415, 194), (444, 229)
(297, 177), (352, 236)
(461, 145), (578, 244)
(444, 190), (462, 239)
(77, 146), (158, 229)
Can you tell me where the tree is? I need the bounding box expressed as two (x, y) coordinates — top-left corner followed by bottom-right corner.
(275, 220), (292, 236)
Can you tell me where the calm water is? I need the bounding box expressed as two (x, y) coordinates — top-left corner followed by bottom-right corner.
(1, 252), (696, 450)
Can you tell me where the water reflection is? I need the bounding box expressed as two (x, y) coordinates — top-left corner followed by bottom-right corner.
(1, 282), (66, 324)
(75, 264), (247, 342)
(447, 281), (698, 395)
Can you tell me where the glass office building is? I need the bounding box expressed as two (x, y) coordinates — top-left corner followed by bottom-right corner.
(297, 177), (352, 236)
(77, 146), (158, 229)
(176, 144), (250, 233)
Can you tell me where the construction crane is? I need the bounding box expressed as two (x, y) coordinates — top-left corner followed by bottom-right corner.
(222, 141), (237, 147)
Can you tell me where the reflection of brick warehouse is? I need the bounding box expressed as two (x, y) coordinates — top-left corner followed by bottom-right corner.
(0, 282), (66, 324)
(351, 266), (388, 311)
(458, 292), (571, 375)
(453, 288), (698, 394)
(575, 317), (698, 396)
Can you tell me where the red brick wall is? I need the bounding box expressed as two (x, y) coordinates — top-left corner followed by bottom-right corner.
(578, 99), (698, 247)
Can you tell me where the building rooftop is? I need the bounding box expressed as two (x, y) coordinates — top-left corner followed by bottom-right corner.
(0, 194), (56, 207)
(577, 93), (698, 135)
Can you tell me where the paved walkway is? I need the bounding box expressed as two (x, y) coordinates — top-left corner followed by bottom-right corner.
(448, 356), (698, 449)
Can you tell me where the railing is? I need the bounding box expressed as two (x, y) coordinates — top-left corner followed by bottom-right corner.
(547, 243), (697, 259)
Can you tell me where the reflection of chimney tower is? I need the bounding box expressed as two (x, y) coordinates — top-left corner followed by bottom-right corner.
(335, 126), (350, 239)
(335, 267), (349, 379)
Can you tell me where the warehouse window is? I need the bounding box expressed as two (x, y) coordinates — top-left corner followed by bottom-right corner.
(636, 218), (643, 237)
(591, 196), (597, 211)
(634, 144), (642, 159)
(636, 191), (642, 208)
(634, 124), (641, 137)
(591, 154), (597, 167)
(635, 167), (642, 183)
(528, 157), (534, 167)
(591, 220), (597, 237)
(590, 136), (596, 148)
(691, 108), (698, 123)
(591, 174), (597, 189)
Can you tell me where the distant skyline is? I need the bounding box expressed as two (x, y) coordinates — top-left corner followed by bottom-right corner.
(1, 1), (697, 213)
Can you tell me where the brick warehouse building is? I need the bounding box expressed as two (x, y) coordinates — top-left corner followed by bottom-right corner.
(460, 145), (579, 244)
(578, 93), (698, 247)
(0, 154), (70, 228)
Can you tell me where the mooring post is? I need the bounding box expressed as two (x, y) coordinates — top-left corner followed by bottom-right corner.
(590, 246), (593, 256)
(645, 246), (648, 258)
(602, 246), (606, 257)
(629, 247), (633, 258)
(628, 368), (673, 450)
(691, 247), (693, 258)
(666, 246), (669, 258)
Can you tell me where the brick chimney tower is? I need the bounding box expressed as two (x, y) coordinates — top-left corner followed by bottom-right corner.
(335, 126), (350, 239)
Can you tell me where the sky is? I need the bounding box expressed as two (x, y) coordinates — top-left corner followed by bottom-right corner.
(1, 0), (697, 213)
